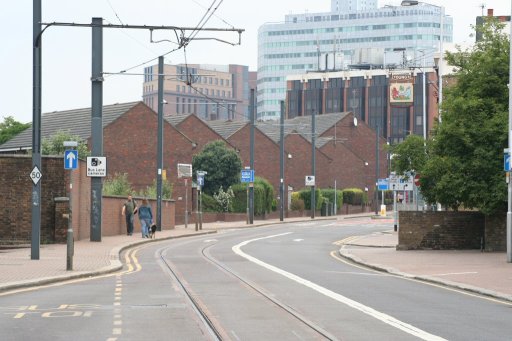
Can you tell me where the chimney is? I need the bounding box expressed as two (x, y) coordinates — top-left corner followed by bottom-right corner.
(487, 8), (494, 17)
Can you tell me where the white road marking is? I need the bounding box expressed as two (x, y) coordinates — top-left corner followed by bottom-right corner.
(112, 328), (122, 335)
(293, 239), (304, 242)
(233, 233), (447, 341)
(204, 239), (218, 243)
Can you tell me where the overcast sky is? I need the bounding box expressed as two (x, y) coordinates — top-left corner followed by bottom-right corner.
(1, 0), (510, 123)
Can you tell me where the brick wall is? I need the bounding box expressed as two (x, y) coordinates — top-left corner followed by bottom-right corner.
(485, 213), (506, 251)
(0, 155), (175, 243)
(398, 211), (485, 250)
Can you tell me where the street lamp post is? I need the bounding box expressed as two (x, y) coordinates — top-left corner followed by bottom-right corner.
(401, 1), (444, 123)
(507, 0), (512, 263)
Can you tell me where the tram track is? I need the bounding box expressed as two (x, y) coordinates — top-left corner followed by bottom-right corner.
(157, 238), (338, 341)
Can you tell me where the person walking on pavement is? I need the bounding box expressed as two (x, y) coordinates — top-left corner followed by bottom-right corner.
(137, 198), (153, 238)
(122, 195), (137, 236)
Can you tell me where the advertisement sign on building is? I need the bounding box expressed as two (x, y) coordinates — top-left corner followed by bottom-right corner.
(389, 73), (414, 104)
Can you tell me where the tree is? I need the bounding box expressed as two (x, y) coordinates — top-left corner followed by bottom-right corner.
(192, 140), (242, 195)
(0, 116), (30, 145)
(42, 130), (90, 159)
(388, 135), (429, 177)
(421, 19), (509, 214)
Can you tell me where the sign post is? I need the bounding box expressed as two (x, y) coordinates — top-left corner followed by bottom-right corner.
(196, 171), (207, 230)
(63, 141), (77, 271)
(178, 164), (193, 228)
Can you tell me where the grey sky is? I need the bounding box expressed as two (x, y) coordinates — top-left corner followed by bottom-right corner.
(1, 0), (510, 123)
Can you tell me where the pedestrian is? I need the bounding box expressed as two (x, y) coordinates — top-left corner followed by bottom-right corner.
(137, 198), (153, 238)
(122, 195), (137, 236)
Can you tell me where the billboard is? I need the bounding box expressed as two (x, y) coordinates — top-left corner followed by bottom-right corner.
(389, 73), (414, 104)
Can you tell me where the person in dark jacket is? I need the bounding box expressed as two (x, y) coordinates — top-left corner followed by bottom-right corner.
(121, 195), (137, 236)
(137, 198), (153, 238)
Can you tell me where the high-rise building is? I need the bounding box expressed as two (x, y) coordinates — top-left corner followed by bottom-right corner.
(258, 1), (452, 120)
(143, 64), (254, 121)
(331, 0), (377, 12)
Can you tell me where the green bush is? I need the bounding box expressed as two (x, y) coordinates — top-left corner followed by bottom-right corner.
(136, 179), (173, 200)
(200, 193), (221, 212)
(103, 173), (133, 196)
(298, 188), (324, 210)
(230, 177), (275, 215)
(342, 188), (368, 205)
(290, 193), (305, 212)
(320, 189), (343, 210)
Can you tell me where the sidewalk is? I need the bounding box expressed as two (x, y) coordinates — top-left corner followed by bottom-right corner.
(339, 230), (512, 302)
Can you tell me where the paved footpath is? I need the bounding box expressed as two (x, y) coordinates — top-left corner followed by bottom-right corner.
(2, 215), (512, 304)
(339, 224), (512, 302)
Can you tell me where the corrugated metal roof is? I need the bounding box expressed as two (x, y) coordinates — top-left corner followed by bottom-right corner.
(0, 102), (141, 151)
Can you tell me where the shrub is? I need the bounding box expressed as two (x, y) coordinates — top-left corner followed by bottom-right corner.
(298, 188), (324, 210)
(230, 177), (275, 215)
(213, 186), (235, 212)
(103, 173), (133, 196)
(136, 179), (173, 199)
(200, 193), (221, 212)
(342, 188), (368, 205)
(290, 193), (305, 212)
(320, 189), (343, 210)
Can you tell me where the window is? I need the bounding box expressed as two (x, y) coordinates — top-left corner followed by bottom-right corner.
(176, 97), (180, 114)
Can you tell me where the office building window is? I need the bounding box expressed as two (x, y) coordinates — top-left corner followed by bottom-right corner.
(326, 78), (344, 114)
(176, 97), (180, 114)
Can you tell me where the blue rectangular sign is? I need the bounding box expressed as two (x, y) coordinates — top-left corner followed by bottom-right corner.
(64, 150), (78, 170)
(241, 169), (254, 183)
(505, 153), (511, 172)
(377, 178), (389, 191)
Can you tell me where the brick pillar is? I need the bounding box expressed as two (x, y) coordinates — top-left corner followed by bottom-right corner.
(54, 197), (69, 243)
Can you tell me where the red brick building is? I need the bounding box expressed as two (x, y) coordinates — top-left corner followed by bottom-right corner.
(1, 101), (387, 222)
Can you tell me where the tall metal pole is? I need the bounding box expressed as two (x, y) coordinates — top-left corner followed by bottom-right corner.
(279, 101), (285, 221)
(90, 17), (103, 242)
(374, 125), (379, 215)
(311, 110), (316, 219)
(31, 0), (42, 260)
(157, 56), (164, 231)
(438, 6), (444, 123)
(507, 0), (512, 262)
(422, 55), (427, 140)
(249, 89), (255, 224)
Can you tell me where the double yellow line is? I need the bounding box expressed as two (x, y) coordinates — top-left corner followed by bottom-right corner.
(332, 235), (361, 246)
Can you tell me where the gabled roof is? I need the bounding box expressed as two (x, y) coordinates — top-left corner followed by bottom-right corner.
(0, 102), (141, 151)
(256, 112), (350, 146)
(206, 120), (248, 139)
(164, 114), (192, 127)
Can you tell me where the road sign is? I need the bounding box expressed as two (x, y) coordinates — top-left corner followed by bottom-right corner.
(177, 163), (192, 178)
(414, 174), (421, 187)
(305, 175), (315, 186)
(377, 178), (389, 190)
(197, 176), (204, 187)
(86, 156), (107, 177)
(64, 150), (78, 170)
(505, 149), (511, 172)
(388, 174), (413, 191)
(241, 169), (254, 183)
(30, 166), (42, 185)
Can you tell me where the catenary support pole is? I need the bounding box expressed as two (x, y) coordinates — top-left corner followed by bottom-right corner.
(507, 0), (512, 263)
(311, 110), (316, 219)
(90, 17), (103, 242)
(31, 0), (42, 260)
(249, 89), (255, 224)
(375, 124), (380, 215)
(157, 56), (164, 231)
(280, 101), (285, 221)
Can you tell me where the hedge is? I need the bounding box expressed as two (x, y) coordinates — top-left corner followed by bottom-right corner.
(230, 177), (275, 215)
(297, 188), (324, 210)
(320, 189), (343, 209)
(342, 188), (368, 205)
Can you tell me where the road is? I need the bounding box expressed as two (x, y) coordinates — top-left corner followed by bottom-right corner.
(0, 218), (510, 340)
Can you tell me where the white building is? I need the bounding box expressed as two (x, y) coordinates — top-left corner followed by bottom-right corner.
(257, 0), (452, 121)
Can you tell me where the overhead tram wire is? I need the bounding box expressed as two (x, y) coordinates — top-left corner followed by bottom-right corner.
(186, 0), (219, 44)
(190, 0), (235, 29)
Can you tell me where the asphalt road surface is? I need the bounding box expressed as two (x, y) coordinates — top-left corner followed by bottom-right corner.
(1, 218), (510, 340)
